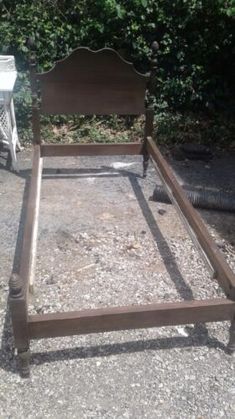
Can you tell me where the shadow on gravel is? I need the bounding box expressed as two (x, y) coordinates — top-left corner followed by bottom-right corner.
(129, 174), (194, 300)
(0, 153), (11, 171)
(0, 299), (18, 374)
(31, 323), (226, 367)
(0, 318), (227, 374)
(0, 166), (229, 374)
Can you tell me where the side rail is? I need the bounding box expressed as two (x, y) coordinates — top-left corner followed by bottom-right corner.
(9, 145), (43, 376)
(147, 136), (235, 299)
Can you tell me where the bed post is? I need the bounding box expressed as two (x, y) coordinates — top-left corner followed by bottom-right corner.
(9, 273), (30, 377)
(227, 316), (235, 354)
(28, 37), (41, 145)
(143, 41), (159, 178)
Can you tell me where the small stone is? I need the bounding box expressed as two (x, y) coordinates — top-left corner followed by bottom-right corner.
(126, 242), (141, 250)
(46, 275), (56, 285)
(216, 240), (226, 251)
(158, 209), (166, 216)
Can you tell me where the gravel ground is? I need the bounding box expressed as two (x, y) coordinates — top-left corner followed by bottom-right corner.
(0, 147), (235, 418)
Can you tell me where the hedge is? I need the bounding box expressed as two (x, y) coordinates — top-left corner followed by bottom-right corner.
(0, 0), (234, 130)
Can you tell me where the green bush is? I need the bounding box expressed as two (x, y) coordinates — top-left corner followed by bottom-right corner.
(0, 0), (234, 131)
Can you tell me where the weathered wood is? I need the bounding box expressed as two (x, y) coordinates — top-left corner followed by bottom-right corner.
(9, 273), (29, 351)
(9, 144), (42, 374)
(10, 42), (235, 377)
(9, 144), (42, 376)
(41, 142), (143, 157)
(28, 299), (235, 339)
(29, 152), (43, 293)
(18, 349), (30, 378)
(28, 37), (41, 144)
(143, 41), (159, 177)
(227, 317), (235, 353)
(37, 47), (147, 115)
(19, 145), (43, 297)
(147, 136), (235, 298)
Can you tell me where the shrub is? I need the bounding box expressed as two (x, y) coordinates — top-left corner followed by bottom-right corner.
(0, 0), (234, 131)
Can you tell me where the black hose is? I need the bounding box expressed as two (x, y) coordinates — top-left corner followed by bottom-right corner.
(152, 184), (235, 212)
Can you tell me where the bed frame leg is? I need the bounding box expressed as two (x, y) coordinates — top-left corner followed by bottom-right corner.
(18, 348), (30, 377)
(227, 317), (235, 354)
(143, 152), (150, 178)
(9, 273), (30, 377)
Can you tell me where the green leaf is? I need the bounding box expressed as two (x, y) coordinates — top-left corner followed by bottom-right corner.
(141, 0), (148, 7)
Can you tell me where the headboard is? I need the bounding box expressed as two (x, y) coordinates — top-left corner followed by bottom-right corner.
(36, 47), (148, 115)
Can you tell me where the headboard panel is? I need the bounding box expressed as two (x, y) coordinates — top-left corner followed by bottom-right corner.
(37, 48), (148, 115)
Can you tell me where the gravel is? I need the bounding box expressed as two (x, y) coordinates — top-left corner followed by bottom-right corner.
(0, 148), (234, 418)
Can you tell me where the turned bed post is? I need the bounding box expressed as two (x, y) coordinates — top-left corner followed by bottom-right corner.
(227, 316), (235, 354)
(143, 41), (159, 178)
(28, 37), (41, 145)
(9, 274), (30, 377)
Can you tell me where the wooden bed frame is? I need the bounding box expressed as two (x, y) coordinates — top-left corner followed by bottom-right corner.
(9, 42), (235, 377)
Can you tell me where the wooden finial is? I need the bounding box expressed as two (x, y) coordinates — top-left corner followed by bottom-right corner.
(27, 36), (41, 145)
(27, 36), (36, 67)
(150, 41), (159, 84)
(151, 41), (159, 54)
(27, 36), (35, 49)
(9, 273), (22, 298)
(143, 41), (160, 178)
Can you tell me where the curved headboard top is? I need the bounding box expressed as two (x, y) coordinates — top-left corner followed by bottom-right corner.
(36, 47), (148, 115)
(38, 47), (147, 79)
